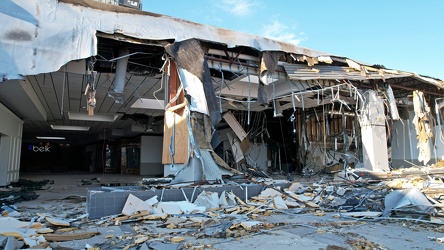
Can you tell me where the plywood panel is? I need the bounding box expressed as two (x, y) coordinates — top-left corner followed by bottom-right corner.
(162, 107), (189, 164)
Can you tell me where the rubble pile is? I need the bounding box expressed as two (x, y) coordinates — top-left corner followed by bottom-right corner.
(2, 167), (444, 249)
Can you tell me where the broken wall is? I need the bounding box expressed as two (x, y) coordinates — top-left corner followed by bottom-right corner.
(392, 110), (444, 167)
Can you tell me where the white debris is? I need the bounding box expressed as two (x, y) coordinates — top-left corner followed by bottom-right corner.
(156, 202), (183, 214)
(259, 188), (282, 198)
(193, 191), (220, 209)
(122, 194), (154, 216)
(23, 235), (46, 247)
(273, 196), (288, 210)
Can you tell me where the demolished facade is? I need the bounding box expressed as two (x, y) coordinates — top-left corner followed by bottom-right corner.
(2, 0), (444, 184)
(2, 0), (444, 249)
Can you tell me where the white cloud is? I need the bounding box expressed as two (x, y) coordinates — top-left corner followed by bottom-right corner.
(218, 0), (258, 16)
(261, 20), (304, 45)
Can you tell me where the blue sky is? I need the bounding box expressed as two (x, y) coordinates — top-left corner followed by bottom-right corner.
(143, 1), (444, 80)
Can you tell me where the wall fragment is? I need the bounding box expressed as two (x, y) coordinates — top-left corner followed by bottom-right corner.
(412, 90), (433, 165)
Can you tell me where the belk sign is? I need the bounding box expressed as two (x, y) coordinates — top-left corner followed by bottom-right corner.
(29, 145), (51, 153)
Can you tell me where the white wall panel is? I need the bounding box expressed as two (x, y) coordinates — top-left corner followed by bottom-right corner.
(0, 102), (23, 186)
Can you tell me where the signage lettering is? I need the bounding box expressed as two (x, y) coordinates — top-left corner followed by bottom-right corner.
(29, 145), (51, 153)
(121, 0), (139, 8)
(128, 0), (138, 7)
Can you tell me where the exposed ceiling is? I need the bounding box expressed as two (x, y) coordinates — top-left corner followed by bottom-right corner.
(1, 28), (443, 147)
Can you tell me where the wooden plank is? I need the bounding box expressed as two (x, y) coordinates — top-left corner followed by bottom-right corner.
(223, 112), (247, 141)
(43, 232), (100, 242)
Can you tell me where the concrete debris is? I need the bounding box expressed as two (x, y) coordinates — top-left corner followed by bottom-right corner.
(4, 168), (444, 249)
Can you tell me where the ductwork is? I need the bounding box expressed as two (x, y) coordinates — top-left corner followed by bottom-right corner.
(108, 47), (129, 103)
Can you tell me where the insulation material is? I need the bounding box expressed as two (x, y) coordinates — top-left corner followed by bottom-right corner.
(386, 84), (400, 120)
(177, 67), (209, 116)
(318, 56), (333, 64)
(259, 51), (284, 84)
(412, 90), (433, 165)
(258, 51), (283, 104)
(345, 59), (361, 71)
(165, 39), (221, 125)
(296, 55), (318, 66)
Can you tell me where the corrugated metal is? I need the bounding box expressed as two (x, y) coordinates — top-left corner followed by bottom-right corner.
(199, 149), (232, 181)
(283, 63), (413, 81)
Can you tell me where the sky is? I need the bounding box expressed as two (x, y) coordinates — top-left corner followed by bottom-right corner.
(142, 0), (444, 80)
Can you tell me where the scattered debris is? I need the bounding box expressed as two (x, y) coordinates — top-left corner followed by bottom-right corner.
(3, 164), (444, 249)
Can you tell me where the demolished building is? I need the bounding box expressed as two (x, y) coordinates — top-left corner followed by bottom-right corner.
(3, 1), (444, 249)
(1, 0), (444, 187)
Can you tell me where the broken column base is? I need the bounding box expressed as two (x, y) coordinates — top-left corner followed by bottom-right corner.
(163, 158), (203, 184)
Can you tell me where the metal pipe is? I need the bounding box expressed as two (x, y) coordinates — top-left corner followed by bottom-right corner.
(113, 47), (130, 93)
